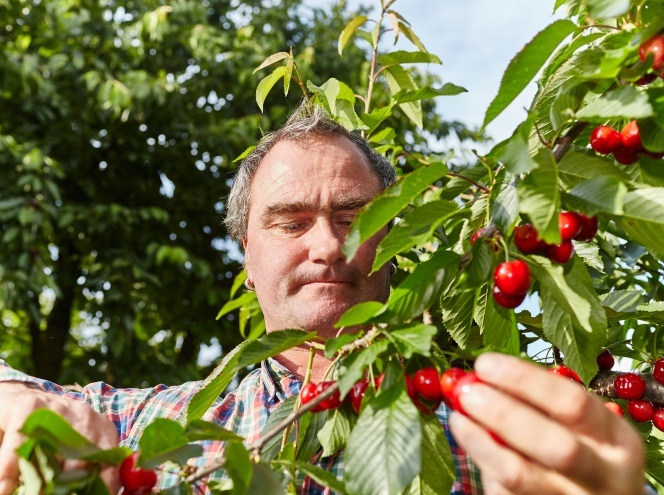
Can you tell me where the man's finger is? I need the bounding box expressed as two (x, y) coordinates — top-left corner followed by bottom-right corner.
(473, 353), (615, 440)
(449, 412), (584, 495)
(457, 382), (607, 488)
(0, 425), (24, 495)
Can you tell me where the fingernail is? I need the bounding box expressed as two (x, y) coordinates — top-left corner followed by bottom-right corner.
(475, 352), (505, 377)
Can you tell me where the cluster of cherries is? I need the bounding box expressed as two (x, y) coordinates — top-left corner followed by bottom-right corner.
(300, 367), (480, 415)
(608, 354), (664, 431)
(119, 452), (158, 495)
(587, 34), (664, 164)
(487, 211), (598, 309)
(589, 121), (661, 164)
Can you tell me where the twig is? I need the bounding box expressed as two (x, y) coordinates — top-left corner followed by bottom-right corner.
(552, 121), (587, 161)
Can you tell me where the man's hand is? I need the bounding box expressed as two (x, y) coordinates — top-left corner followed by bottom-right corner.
(449, 353), (646, 495)
(0, 382), (120, 495)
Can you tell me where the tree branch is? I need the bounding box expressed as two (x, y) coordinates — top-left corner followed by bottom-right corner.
(552, 121), (587, 162)
(590, 371), (664, 404)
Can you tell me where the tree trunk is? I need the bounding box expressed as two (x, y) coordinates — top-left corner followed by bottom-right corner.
(32, 241), (78, 381)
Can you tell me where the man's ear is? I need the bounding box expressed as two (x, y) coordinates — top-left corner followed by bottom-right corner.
(242, 237), (251, 279)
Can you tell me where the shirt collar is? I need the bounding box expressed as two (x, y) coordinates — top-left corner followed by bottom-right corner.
(261, 358), (301, 401)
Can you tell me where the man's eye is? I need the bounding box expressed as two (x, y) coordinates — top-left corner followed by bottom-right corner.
(278, 223), (306, 233)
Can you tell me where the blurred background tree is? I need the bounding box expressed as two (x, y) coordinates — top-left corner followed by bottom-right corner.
(0, 0), (482, 386)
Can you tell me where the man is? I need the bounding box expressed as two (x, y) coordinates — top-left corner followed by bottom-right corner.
(0, 103), (649, 495)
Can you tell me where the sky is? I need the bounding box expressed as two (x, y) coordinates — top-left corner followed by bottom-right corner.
(316, 0), (562, 142)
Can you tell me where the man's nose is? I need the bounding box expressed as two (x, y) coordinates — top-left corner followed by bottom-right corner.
(307, 219), (346, 265)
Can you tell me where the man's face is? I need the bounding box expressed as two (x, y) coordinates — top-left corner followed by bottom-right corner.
(242, 135), (391, 338)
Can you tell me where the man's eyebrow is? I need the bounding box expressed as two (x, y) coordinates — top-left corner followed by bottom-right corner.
(260, 196), (373, 221)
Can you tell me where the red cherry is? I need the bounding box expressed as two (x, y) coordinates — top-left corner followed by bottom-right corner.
(470, 227), (485, 245)
(636, 73), (658, 85)
(621, 121), (643, 150)
(545, 240), (574, 263)
(492, 285), (526, 309)
(639, 34), (664, 70)
(300, 382), (324, 412)
(405, 374), (430, 414)
(514, 224), (546, 254)
(646, 150), (664, 159)
(613, 373), (646, 400)
(548, 365), (582, 384)
(450, 372), (482, 414)
(604, 402), (624, 417)
(627, 400), (655, 422)
(613, 146), (641, 165)
(559, 212), (582, 241)
(653, 409), (664, 431)
(596, 350), (615, 371)
(317, 381), (341, 410)
(574, 214), (598, 242)
(413, 367), (443, 402)
(653, 358), (664, 385)
(375, 373), (385, 390)
(589, 126), (622, 154)
(493, 260), (531, 297)
(120, 453), (157, 495)
(440, 368), (468, 404)
(350, 378), (369, 414)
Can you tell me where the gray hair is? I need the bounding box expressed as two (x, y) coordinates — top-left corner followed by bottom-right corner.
(224, 101), (397, 242)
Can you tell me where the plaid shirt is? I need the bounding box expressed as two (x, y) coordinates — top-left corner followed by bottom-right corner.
(0, 357), (482, 494)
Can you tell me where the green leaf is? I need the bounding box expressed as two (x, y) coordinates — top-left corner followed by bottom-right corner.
(317, 407), (353, 457)
(260, 396), (299, 462)
(233, 146), (255, 163)
(573, 242), (604, 273)
(373, 199), (458, 272)
(600, 290), (644, 313)
(139, 419), (202, 467)
(482, 291), (519, 355)
(384, 65), (422, 128)
(182, 341), (250, 425)
(295, 411), (327, 462)
(256, 66), (287, 113)
(587, 0), (629, 19)
(441, 289), (479, 350)
(404, 413), (455, 495)
(337, 340), (391, 398)
(566, 175), (627, 216)
(390, 324), (437, 359)
(216, 291), (258, 320)
(338, 15), (368, 56)
(325, 332), (362, 358)
(82, 447), (133, 465)
(645, 436), (664, 488)
(518, 148), (560, 244)
(576, 86), (653, 121)
(463, 242), (493, 289)
(558, 151), (631, 188)
(238, 330), (316, 368)
(343, 163), (448, 261)
(388, 250), (459, 321)
(378, 51), (441, 65)
(246, 463), (285, 495)
(391, 84), (467, 104)
(345, 384), (421, 495)
(224, 441), (253, 495)
(614, 187), (664, 260)
(529, 256), (607, 383)
(335, 301), (385, 328)
(490, 173), (519, 234)
(496, 132), (538, 175)
(185, 420), (243, 443)
(253, 52), (290, 73)
(20, 409), (99, 459)
(483, 19), (577, 129)
(398, 22), (427, 52)
(274, 460), (346, 494)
